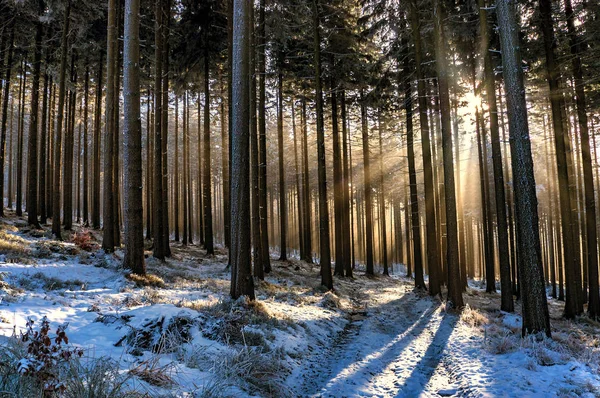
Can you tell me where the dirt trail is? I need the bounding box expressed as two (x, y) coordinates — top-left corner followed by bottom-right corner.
(292, 279), (469, 397)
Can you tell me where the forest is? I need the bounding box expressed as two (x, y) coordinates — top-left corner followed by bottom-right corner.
(0, 0), (599, 396)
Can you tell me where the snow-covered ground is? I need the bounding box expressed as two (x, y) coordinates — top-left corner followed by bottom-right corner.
(0, 214), (599, 397)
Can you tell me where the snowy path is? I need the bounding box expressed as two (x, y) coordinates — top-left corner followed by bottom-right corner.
(292, 281), (467, 398)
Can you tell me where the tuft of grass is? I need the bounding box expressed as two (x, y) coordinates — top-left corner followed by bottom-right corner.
(129, 357), (174, 387)
(487, 331), (517, 355)
(0, 230), (29, 256)
(215, 347), (291, 398)
(460, 304), (488, 328)
(320, 291), (342, 310)
(126, 273), (165, 288)
(62, 357), (139, 398)
(18, 272), (86, 291)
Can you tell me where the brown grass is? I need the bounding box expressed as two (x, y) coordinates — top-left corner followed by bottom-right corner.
(126, 273), (165, 288)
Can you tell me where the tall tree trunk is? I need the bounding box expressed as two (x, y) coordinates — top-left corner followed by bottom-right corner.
(479, 0), (512, 310)
(123, 0), (145, 275)
(203, 49), (214, 254)
(152, 0), (166, 259)
(82, 64), (89, 225)
(258, 0), (271, 272)
(16, 54), (26, 217)
(403, 63), (425, 288)
(92, 55), (102, 229)
(331, 69), (344, 276)
(539, 0), (581, 318)
(433, 0), (463, 308)
(175, 95), (181, 242)
(360, 96), (374, 276)
(39, 56), (49, 223)
(378, 114), (388, 276)
(0, 20), (14, 217)
(340, 91), (352, 277)
(292, 100), (303, 264)
(497, 0), (551, 336)
(230, 0), (255, 300)
(63, 52), (77, 230)
(250, 2), (263, 279)
(409, 0), (440, 295)
(301, 97), (312, 264)
(276, 63), (287, 261)
(312, 0), (332, 290)
(103, 0), (117, 250)
(27, 5), (43, 227)
(52, 1), (71, 239)
(161, 0), (171, 257)
(564, 0), (599, 318)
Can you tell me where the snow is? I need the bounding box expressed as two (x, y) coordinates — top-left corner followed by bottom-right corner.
(0, 219), (599, 397)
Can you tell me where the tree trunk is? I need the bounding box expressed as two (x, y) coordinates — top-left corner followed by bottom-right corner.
(230, 0), (255, 300)
(312, 0), (332, 290)
(497, 0), (551, 336)
(564, 0), (599, 318)
(16, 55), (26, 217)
(301, 97), (312, 264)
(433, 0), (464, 309)
(360, 96), (374, 276)
(92, 55), (102, 229)
(331, 69), (344, 276)
(175, 95), (181, 242)
(479, 0), (512, 310)
(258, 0), (271, 272)
(378, 114), (388, 276)
(63, 52), (77, 230)
(539, 0), (580, 318)
(276, 63), (287, 261)
(39, 56), (49, 224)
(82, 64), (89, 225)
(203, 49), (214, 254)
(123, 0), (145, 275)
(52, 1), (71, 239)
(250, 3), (263, 279)
(409, 0), (440, 295)
(27, 4), (43, 227)
(161, 0), (171, 257)
(0, 20), (14, 217)
(152, 0), (166, 259)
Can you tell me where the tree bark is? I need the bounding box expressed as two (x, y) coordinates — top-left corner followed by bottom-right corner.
(312, 0), (332, 290)
(123, 0), (145, 275)
(27, 3), (43, 227)
(539, 0), (581, 318)
(479, 0), (512, 310)
(258, 0), (271, 272)
(52, 1), (71, 239)
(203, 49), (214, 254)
(409, 0), (440, 295)
(230, 0), (255, 300)
(433, 0), (464, 308)
(497, 0), (551, 336)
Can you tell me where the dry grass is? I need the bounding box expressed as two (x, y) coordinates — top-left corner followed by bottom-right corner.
(460, 304), (489, 328)
(321, 291), (342, 310)
(215, 347), (291, 398)
(17, 272), (86, 291)
(126, 273), (165, 288)
(0, 230), (29, 257)
(129, 358), (175, 387)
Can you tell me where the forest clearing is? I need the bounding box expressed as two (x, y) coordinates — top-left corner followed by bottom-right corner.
(1, 0), (600, 396)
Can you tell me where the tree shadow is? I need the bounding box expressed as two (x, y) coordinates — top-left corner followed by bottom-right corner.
(394, 312), (459, 397)
(309, 294), (443, 395)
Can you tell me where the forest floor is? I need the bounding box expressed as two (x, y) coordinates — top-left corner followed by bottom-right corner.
(0, 211), (599, 397)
